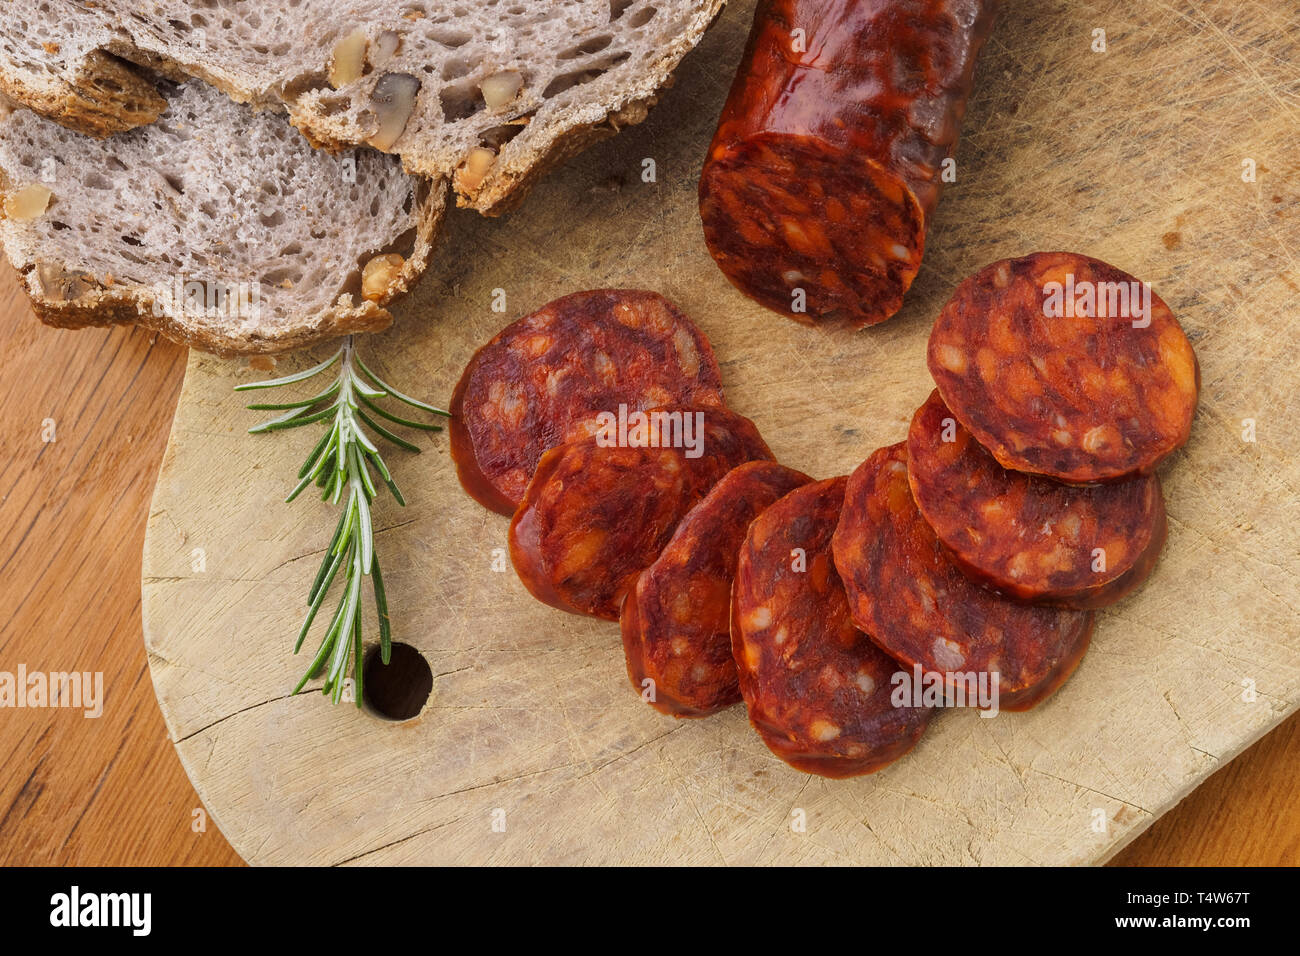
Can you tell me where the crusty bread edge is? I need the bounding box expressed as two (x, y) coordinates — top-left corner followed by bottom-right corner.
(0, 165), (449, 357)
(457, 0), (728, 216)
(28, 287), (392, 357)
(460, 93), (657, 218)
(0, 49), (168, 138)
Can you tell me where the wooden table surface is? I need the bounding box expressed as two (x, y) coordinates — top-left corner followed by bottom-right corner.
(0, 262), (1295, 867)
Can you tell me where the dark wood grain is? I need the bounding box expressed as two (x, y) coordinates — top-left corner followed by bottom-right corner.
(0, 261), (1294, 866)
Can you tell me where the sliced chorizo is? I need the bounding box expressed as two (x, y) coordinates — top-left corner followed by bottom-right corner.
(698, 0), (1000, 327)
(732, 477), (934, 777)
(450, 289), (725, 514)
(621, 461), (813, 718)
(832, 443), (1094, 711)
(927, 252), (1199, 483)
(907, 389), (1168, 608)
(509, 405), (773, 620)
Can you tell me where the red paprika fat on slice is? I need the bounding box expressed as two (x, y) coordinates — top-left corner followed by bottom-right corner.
(927, 252), (1199, 483)
(732, 477), (934, 777)
(451, 289), (725, 515)
(699, 0), (1000, 327)
(622, 460), (813, 718)
(907, 389), (1168, 609)
(832, 443), (1094, 711)
(509, 405), (773, 621)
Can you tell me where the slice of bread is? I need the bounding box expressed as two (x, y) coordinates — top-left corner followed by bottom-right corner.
(0, 0), (725, 214)
(0, 81), (444, 355)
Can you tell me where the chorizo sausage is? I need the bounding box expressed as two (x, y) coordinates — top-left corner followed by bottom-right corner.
(621, 460), (813, 717)
(732, 477), (934, 777)
(927, 252), (1200, 483)
(832, 443), (1094, 711)
(698, 0), (999, 327)
(450, 289), (725, 515)
(509, 405), (774, 620)
(907, 389), (1168, 608)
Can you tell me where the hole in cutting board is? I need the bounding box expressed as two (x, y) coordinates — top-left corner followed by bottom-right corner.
(362, 642), (433, 721)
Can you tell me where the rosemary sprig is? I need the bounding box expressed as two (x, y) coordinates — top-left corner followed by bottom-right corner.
(236, 336), (448, 704)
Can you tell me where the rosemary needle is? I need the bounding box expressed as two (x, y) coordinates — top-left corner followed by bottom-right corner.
(238, 336), (448, 705)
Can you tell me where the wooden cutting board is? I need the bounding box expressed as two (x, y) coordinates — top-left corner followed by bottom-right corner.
(141, 0), (1300, 865)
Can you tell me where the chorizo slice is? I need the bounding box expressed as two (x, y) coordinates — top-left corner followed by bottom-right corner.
(832, 443), (1094, 711)
(621, 461), (813, 718)
(732, 477), (933, 777)
(698, 0), (999, 327)
(927, 252), (1200, 483)
(907, 389), (1168, 608)
(509, 405), (774, 621)
(450, 289), (725, 515)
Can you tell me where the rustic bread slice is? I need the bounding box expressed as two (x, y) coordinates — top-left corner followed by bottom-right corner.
(0, 0), (725, 214)
(0, 81), (444, 355)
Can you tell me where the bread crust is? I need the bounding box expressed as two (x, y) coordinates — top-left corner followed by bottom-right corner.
(0, 50), (167, 137)
(458, 94), (657, 218)
(27, 286), (393, 356)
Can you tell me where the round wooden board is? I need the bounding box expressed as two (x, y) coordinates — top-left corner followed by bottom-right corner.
(142, 0), (1300, 865)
